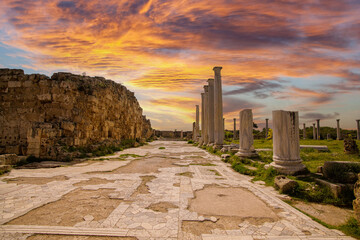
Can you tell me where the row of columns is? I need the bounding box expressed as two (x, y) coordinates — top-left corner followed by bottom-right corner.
(263, 119), (360, 141)
(196, 67), (224, 148)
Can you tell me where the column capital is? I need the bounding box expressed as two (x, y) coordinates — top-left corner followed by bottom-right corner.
(213, 66), (222, 73)
(336, 119), (340, 121)
(204, 85), (209, 92)
(316, 119), (320, 122)
(207, 78), (214, 83)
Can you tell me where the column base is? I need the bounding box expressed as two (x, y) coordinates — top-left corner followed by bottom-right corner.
(213, 144), (223, 150)
(235, 149), (258, 158)
(270, 161), (307, 175)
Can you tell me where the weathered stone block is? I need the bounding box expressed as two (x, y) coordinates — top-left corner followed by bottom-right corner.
(0, 154), (19, 165)
(274, 175), (298, 194)
(323, 161), (360, 183)
(8, 81), (21, 88)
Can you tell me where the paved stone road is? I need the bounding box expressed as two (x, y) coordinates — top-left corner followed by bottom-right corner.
(0, 141), (355, 240)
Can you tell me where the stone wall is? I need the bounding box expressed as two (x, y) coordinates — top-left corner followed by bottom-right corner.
(0, 69), (152, 159)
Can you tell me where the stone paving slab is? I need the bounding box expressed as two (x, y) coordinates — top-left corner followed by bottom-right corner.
(0, 141), (356, 240)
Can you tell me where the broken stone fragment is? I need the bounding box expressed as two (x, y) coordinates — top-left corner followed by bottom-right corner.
(274, 175), (298, 194)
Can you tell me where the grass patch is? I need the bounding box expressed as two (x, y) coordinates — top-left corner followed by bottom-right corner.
(201, 141), (357, 207)
(190, 163), (217, 166)
(339, 217), (360, 239)
(0, 169), (10, 176)
(159, 147), (166, 149)
(14, 155), (57, 167)
(187, 140), (194, 144)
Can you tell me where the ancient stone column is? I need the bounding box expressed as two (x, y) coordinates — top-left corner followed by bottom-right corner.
(192, 122), (195, 140)
(213, 66), (224, 148)
(312, 123), (316, 140)
(207, 79), (215, 144)
(233, 118), (237, 140)
(265, 118), (269, 139)
(195, 105), (200, 139)
(236, 109), (258, 158)
(203, 86), (209, 145)
(200, 93), (205, 145)
(223, 118), (225, 138)
(316, 119), (320, 140)
(303, 123), (306, 139)
(270, 110), (306, 175)
(327, 133), (331, 140)
(180, 130), (183, 139)
(336, 119), (340, 140)
(357, 120), (360, 140)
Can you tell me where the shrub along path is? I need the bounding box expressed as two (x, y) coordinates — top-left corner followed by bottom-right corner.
(0, 141), (354, 239)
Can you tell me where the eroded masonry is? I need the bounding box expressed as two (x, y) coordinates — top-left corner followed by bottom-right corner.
(0, 69), (152, 160)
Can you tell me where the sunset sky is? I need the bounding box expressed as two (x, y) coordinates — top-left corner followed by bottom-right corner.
(1, 0), (360, 131)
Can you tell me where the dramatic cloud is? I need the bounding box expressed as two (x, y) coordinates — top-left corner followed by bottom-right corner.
(1, 0), (360, 129)
(301, 112), (340, 120)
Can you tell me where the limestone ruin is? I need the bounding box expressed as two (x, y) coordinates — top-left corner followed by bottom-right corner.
(0, 69), (152, 160)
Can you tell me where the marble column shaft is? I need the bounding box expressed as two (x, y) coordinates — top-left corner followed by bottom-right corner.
(200, 93), (205, 144)
(336, 119), (340, 140)
(195, 105), (200, 140)
(236, 109), (257, 158)
(192, 122), (195, 140)
(203, 86), (209, 145)
(357, 120), (360, 140)
(207, 79), (215, 144)
(233, 118), (237, 140)
(270, 110), (305, 175)
(303, 123), (306, 139)
(265, 118), (269, 139)
(213, 66), (224, 146)
(312, 123), (316, 140)
(316, 119), (320, 140)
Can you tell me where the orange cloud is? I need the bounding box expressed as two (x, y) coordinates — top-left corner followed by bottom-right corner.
(1, 0), (360, 129)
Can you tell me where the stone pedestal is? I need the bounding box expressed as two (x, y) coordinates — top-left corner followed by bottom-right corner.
(213, 66), (224, 148)
(207, 79), (215, 144)
(233, 118), (237, 140)
(265, 118), (269, 139)
(270, 110), (306, 175)
(312, 123), (316, 140)
(357, 120), (360, 140)
(303, 123), (306, 139)
(316, 119), (320, 140)
(235, 109), (258, 158)
(203, 86), (209, 145)
(336, 119), (340, 140)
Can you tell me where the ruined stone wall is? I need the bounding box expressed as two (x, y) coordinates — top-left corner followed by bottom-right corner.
(0, 69), (152, 159)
